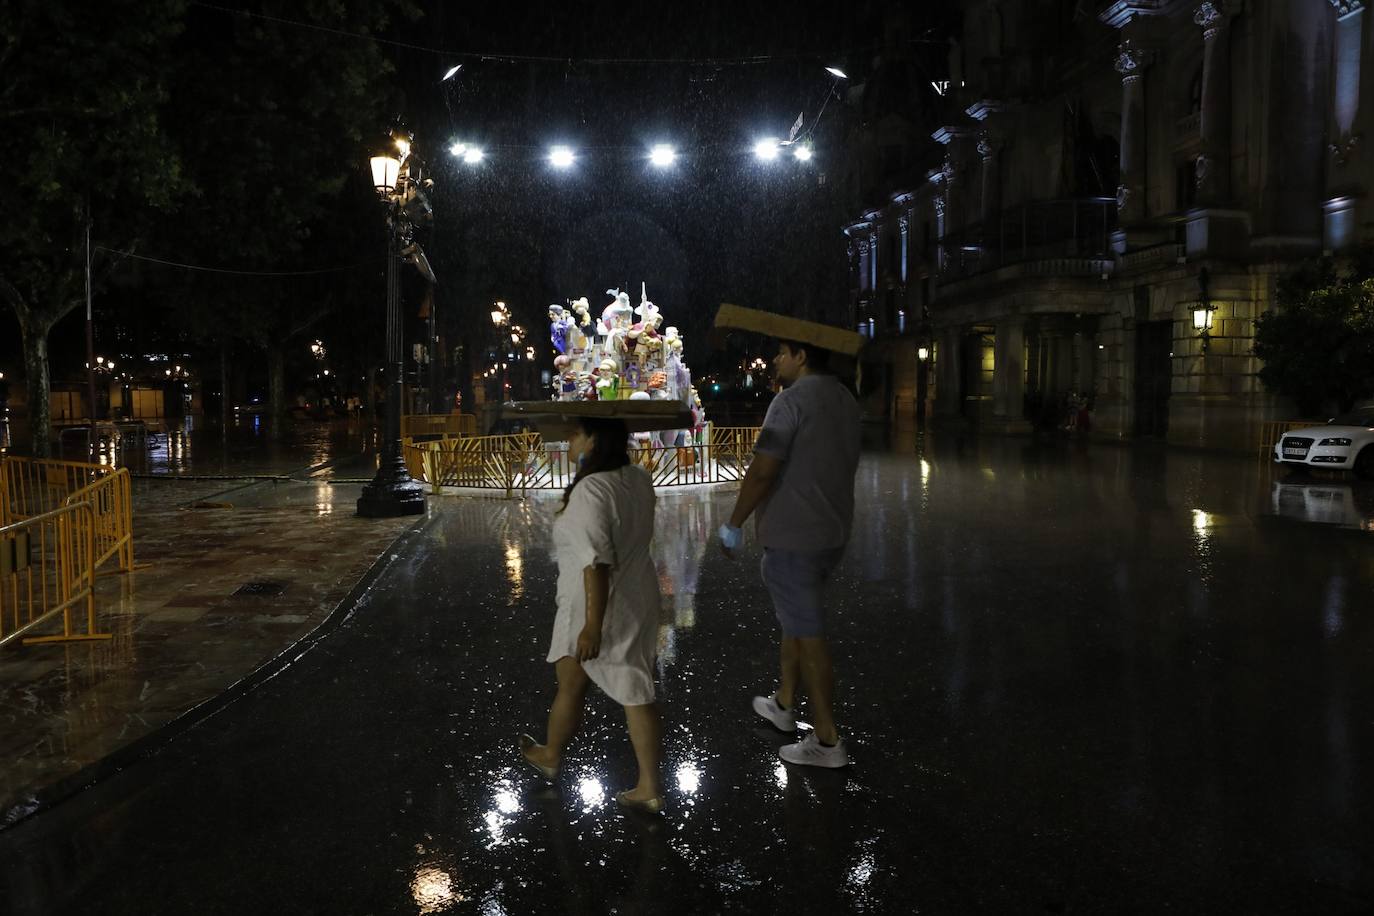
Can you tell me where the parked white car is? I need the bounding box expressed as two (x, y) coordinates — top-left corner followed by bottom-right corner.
(1273, 407), (1374, 479)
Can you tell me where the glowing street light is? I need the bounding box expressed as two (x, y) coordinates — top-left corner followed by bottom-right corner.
(549, 145), (576, 168)
(649, 144), (676, 167)
(449, 141), (467, 157)
(825, 66), (849, 80)
(792, 144), (814, 162)
(753, 138), (781, 161)
(442, 64), (463, 81)
(463, 147), (484, 164)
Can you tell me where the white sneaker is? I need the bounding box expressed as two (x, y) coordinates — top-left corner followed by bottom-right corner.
(751, 694), (797, 732)
(778, 733), (849, 768)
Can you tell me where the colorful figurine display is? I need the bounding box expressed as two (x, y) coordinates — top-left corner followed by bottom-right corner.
(547, 282), (706, 444)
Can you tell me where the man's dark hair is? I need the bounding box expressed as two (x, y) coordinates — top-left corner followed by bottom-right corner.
(778, 339), (833, 372)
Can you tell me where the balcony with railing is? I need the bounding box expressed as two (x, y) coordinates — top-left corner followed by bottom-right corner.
(933, 198), (1117, 285)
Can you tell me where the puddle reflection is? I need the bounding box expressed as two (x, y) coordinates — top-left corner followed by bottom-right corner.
(1270, 479), (1374, 531)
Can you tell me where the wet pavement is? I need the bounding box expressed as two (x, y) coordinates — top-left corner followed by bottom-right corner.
(0, 458), (413, 823)
(1, 435), (1372, 914)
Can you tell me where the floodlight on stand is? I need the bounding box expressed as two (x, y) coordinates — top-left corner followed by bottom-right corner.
(825, 66), (849, 79)
(649, 144), (676, 167)
(549, 145), (575, 168)
(753, 138), (781, 161)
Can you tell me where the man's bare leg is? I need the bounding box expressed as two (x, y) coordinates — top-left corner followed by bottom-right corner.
(778, 636), (802, 709)
(797, 637), (838, 745)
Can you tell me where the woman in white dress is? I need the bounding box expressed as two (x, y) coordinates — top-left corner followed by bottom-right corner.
(520, 417), (665, 813)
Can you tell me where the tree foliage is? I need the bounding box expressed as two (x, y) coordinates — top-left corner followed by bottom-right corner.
(0, 0), (188, 453)
(1254, 250), (1374, 417)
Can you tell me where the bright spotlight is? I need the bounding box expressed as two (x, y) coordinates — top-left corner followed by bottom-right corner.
(649, 144), (676, 167)
(753, 138), (781, 161)
(549, 145), (575, 168)
(793, 144), (814, 162)
(463, 147), (484, 164)
(442, 64), (463, 81)
(825, 66), (849, 80)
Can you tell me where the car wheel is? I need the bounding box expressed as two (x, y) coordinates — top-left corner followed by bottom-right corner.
(1355, 446), (1374, 481)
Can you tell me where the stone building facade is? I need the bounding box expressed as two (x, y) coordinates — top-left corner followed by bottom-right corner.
(847, 0), (1362, 448)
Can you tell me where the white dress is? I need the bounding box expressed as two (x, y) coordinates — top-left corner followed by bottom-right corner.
(547, 464), (660, 705)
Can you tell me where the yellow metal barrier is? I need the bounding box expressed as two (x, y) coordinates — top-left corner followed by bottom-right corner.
(401, 413), (478, 439)
(403, 426), (760, 495)
(1259, 420), (1326, 454)
(65, 468), (134, 573)
(0, 456), (116, 525)
(1, 502), (111, 647)
(1, 457), (134, 574)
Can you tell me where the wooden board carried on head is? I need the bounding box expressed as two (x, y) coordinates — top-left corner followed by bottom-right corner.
(713, 303), (866, 357)
(502, 400), (694, 438)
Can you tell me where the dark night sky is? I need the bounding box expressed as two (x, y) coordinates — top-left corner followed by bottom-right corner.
(0, 1), (949, 398)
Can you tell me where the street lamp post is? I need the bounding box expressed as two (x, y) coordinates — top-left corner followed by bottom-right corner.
(357, 127), (432, 518)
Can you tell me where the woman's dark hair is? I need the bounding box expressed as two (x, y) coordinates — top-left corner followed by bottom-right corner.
(559, 417), (631, 513)
(778, 339), (833, 372)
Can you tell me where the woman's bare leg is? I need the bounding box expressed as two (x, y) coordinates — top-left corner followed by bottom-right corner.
(622, 702), (664, 800)
(526, 656), (590, 770)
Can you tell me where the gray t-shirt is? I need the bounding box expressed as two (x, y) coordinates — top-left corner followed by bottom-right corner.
(753, 373), (861, 551)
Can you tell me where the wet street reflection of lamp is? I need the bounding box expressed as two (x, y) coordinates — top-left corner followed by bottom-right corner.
(1194, 267), (1217, 354)
(358, 126), (433, 518)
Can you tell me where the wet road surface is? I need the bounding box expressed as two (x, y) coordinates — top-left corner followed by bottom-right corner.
(1, 436), (1371, 914)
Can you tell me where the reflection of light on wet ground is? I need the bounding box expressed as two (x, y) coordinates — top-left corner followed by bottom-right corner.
(504, 543), (524, 601)
(676, 761), (702, 795)
(1324, 577), (1345, 638)
(577, 776), (606, 810)
(315, 483), (334, 515)
(920, 458), (931, 483)
(411, 866), (463, 913)
(847, 851), (875, 887)
(481, 779), (523, 848)
(773, 762), (787, 791)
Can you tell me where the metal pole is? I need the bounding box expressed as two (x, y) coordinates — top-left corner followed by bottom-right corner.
(356, 210), (425, 517)
(85, 219), (98, 427)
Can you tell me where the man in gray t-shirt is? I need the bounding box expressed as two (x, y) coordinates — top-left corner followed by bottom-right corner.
(719, 338), (861, 769)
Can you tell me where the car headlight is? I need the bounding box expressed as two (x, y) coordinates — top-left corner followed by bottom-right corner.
(1319, 437), (1353, 446)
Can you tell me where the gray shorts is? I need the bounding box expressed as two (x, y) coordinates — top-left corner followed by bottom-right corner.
(761, 547), (844, 638)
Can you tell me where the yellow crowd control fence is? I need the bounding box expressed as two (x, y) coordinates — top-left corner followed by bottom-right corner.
(403, 425), (761, 496)
(0, 456), (115, 521)
(0, 456), (135, 574)
(1258, 420), (1327, 456)
(1, 502), (111, 647)
(400, 413), (478, 439)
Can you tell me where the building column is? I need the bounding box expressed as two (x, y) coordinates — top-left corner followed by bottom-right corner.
(978, 135), (1000, 226)
(1194, 2), (1231, 205)
(1327, 0), (1367, 250)
(1114, 44), (1151, 226)
(934, 325), (964, 420)
(992, 316), (1030, 431)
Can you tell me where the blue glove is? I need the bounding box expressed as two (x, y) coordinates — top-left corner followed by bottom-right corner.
(718, 524), (743, 550)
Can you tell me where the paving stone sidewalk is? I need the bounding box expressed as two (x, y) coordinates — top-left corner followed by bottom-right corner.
(0, 475), (415, 822)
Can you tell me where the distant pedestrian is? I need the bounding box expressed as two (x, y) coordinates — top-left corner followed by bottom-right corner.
(714, 306), (863, 769)
(519, 416), (666, 813)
